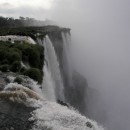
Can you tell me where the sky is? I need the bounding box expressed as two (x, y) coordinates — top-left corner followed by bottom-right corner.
(0, 0), (55, 19)
(1, 0), (130, 130)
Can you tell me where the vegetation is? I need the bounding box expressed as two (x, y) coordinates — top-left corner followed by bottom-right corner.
(14, 77), (23, 84)
(0, 64), (9, 72)
(0, 16), (70, 41)
(23, 68), (42, 83)
(10, 61), (21, 72)
(0, 16), (46, 28)
(0, 41), (44, 83)
(0, 16), (70, 83)
(0, 26), (70, 41)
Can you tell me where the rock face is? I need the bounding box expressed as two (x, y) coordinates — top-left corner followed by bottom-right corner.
(0, 71), (41, 130)
(0, 100), (34, 130)
(65, 71), (88, 114)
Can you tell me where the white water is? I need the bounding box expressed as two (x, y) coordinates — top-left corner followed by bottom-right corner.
(43, 35), (65, 101)
(0, 35), (36, 44)
(62, 32), (73, 87)
(0, 82), (104, 130)
(30, 100), (104, 130)
(28, 78), (43, 97)
(2, 83), (42, 104)
(42, 63), (56, 101)
(36, 38), (43, 46)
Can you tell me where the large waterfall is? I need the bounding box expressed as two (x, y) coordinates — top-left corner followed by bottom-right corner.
(30, 32), (104, 130)
(42, 35), (65, 101)
(62, 32), (73, 87)
(0, 33), (104, 130)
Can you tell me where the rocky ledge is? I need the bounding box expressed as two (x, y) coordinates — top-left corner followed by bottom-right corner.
(0, 71), (42, 130)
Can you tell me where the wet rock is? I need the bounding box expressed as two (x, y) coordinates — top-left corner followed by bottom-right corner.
(0, 99), (35, 130)
(0, 72), (40, 130)
(57, 100), (69, 107)
(86, 121), (93, 128)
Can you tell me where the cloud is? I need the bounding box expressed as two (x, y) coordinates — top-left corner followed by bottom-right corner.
(1, 2), (12, 6)
(0, 0), (54, 19)
(0, 6), (51, 20)
(0, 2), (14, 9)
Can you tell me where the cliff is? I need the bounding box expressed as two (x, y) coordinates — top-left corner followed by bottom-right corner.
(0, 25), (102, 130)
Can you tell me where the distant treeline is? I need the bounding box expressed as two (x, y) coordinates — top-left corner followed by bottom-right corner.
(0, 16), (54, 28)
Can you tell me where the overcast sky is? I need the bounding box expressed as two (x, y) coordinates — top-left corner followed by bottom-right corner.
(0, 0), (54, 19)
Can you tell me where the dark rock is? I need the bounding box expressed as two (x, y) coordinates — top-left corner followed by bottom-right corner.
(0, 71), (40, 129)
(0, 99), (35, 130)
(57, 100), (69, 107)
(64, 71), (88, 115)
(86, 121), (93, 128)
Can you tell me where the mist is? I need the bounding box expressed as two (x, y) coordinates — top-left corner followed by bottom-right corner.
(50, 0), (130, 130)
(1, 0), (130, 129)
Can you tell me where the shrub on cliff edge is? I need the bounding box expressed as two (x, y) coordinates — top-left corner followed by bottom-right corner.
(23, 68), (42, 83)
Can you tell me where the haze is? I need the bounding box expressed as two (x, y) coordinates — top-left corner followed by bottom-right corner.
(1, 0), (130, 130)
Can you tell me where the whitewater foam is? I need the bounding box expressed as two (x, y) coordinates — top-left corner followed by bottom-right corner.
(30, 100), (104, 130)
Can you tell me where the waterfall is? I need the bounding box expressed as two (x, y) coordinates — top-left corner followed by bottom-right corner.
(36, 38), (43, 46)
(62, 32), (73, 87)
(42, 63), (56, 101)
(43, 35), (65, 101)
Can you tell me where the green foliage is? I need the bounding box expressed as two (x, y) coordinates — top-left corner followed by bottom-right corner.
(8, 52), (21, 63)
(0, 16), (43, 28)
(23, 47), (40, 68)
(0, 41), (44, 69)
(10, 61), (21, 72)
(0, 64), (9, 72)
(0, 41), (44, 83)
(23, 68), (42, 83)
(1, 59), (9, 64)
(0, 19), (56, 83)
(14, 76), (23, 84)
(20, 67), (26, 73)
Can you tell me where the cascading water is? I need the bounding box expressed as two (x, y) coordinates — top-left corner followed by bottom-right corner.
(43, 35), (65, 101)
(62, 32), (73, 87)
(42, 63), (56, 101)
(36, 37), (43, 46)
(31, 100), (104, 130)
